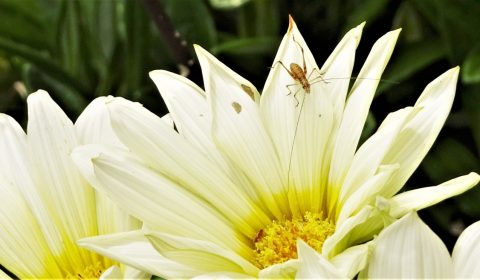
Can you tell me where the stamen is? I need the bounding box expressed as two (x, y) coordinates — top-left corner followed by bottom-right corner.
(254, 212), (335, 268)
(65, 262), (105, 279)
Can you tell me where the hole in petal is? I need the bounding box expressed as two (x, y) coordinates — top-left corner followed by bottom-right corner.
(232, 102), (242, 113)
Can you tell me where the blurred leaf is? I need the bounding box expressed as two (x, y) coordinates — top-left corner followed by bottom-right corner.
(30, 68), (87, 115)
(360, 111), (377, 145)
(462, 86), (480, 153)
(411, 0), (480, 64)
(377, 39), (445, 94)
(209, 0), (251, 9)
(122, 0), (151, 98)
(456, 187), (480, 217)
(211, 36), (277, 56)
(0, 37), (89, 95)
(163, 0), (217, 48)
(80, 0), (118, 65)
(237, 0), (280, 37)
(57, 0), (85, 79)
(462, 45), (480, 84)
(344, 0), (389, 30)
(422, 138), (480, 183)
(0, 0), (49, 49)
(392, 1), (424, 42)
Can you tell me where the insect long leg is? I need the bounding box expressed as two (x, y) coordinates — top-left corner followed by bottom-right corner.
(271, 61), (294, 77)
(292, 35), (307, 74)
(286, 87), (307, 193)
(286, 84), (302, 106)
(308, 68), (328, 85)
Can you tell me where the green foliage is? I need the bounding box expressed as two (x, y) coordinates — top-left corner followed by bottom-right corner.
(0, 0), (479, 251)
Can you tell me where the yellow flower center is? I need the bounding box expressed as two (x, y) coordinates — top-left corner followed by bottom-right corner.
(253, 212), (335, 269)
(65, 262), (105, 279)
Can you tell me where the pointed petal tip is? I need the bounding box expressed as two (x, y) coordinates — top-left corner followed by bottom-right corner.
(193, 44), (206, 54)
(288, 15), (295, 33)
(452, 65), (460, 74)
(390, 28), (402, 37)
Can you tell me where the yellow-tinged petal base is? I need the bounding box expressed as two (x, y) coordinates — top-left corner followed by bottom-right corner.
(65, 261), (105, 279)
(254, 212), (335, 268)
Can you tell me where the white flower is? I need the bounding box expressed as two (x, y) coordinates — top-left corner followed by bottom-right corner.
(361, 212), (480, 278)
(0, 91), (150, 279)
(73, 17), (479, 278)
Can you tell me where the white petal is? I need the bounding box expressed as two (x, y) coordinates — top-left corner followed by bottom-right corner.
(123, 266), (151, 280)
(94, 193), (142, 235)
(144, 229), (259, 276)
(0, 171), (62, 278)
(26, 90), (98, 267)
(72, 144), (251, 257)
(75, 96), (124, 147)
(328, 29), (401, 195)
(296, 240), (346, 279)
(323, 205), (395, 258)
(365, 212), (453, 278)
(390, 172), (480, 218)
(0, 269), (12, 279)
(452, 220), (480, 278)
(339, 106), (417, 203)
(260, 18), (363, 215)
(74, 96), (141, 235)
(330, 243), (371, 279)
(149, 70), (254, 198)
(337, 164), (398, 224)
(106, 97), (269, 235)
(193, 272), (255, 279)
(149, 70), (209, 149)
(195, 44), (288, 219)
(160, 113), (174, 128)
(0, 113), (66, 278)
(381, 67), (459, 197)
(321, 22), (364, 120)
(79, 230), (197, 279)
(258, 259), (298, 279)
(99, 266), (122, 279)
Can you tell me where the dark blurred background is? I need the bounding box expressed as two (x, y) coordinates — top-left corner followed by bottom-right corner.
(0, 0), (479, 250)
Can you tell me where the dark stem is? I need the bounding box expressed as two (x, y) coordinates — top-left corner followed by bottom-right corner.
(142, 0), (191, 75)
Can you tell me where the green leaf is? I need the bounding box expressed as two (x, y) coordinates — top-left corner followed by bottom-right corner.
(344, 0), (389, 30)
(122, 0), (151, 98)
(0, 0), (50, 49)
(359, 111), (377, 145)
(392, 1), (425, 42)
(0, 36), (89, 95)
(422, 138), (480, 183)
(411, 0), (480, 64)
(236, 0), (280, 37)
(377, 39), (445, 95)
(462, 45), (480, 84)
(163, 0), (217, 48)
(57, 0), (83, 77)
(211, 36), (278, 56)
(456, 187), (480, 217)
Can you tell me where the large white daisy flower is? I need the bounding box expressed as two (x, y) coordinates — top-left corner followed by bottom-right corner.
(0, 91), (155, 279)
(360, 212), (480, 278)
(73, 17), (479, 278)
